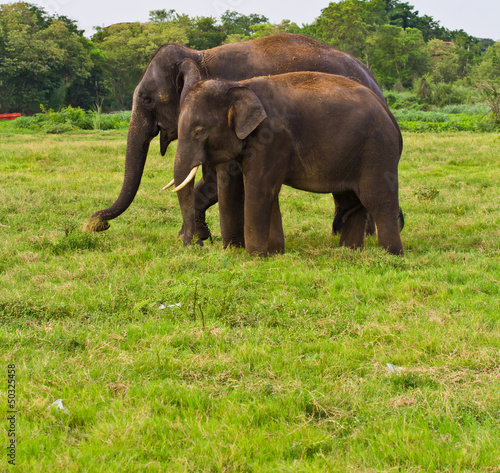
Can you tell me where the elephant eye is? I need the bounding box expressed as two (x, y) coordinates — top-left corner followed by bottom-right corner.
(142, 96), (152, 106)
(194, 126), (206, 138)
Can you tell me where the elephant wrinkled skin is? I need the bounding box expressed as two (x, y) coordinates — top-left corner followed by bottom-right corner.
(88, 34), (387, 239)
(173, 72), (404, 257)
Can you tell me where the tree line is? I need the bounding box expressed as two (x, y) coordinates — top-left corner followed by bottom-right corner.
(0, 0), (498, 114)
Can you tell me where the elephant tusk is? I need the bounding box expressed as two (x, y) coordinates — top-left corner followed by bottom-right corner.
(172, 166), (199, 193)
(162, 179), (175, 191)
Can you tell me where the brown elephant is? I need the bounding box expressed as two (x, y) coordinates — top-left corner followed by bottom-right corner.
(172, 72), (404, 257)
(88, 34), (385, 238)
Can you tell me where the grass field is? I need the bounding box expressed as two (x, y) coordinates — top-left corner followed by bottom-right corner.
(1, 129), (499, 472)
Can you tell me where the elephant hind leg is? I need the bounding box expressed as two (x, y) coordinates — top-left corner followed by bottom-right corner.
(339, 206), (368, 250)
(333, 195), (367, 249)
(332, 195), (376, 237)
(376, 216), (403, 255)
(365, 214), (376, 236)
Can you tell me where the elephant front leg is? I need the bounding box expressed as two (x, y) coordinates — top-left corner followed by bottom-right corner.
(191, 168), (219, 242)
(243, 184), (281, 257)
(176, 183), (197, 246)
(268, 198), (285, 254)
(241, 132), (288, 256)
(217, 162), (245, 248)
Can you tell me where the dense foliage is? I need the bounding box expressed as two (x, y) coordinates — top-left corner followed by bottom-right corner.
(0, 1), (498, 117)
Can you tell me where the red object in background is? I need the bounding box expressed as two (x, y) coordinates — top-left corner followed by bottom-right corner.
(0, 113), (21, 121)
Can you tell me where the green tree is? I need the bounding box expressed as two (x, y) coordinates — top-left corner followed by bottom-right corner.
(220, 10), (268, 37)
(149, 9), (176, 24)
(187, 16), (226, 49)
(93, 21), (188, 108)
(250, 20), (301, 39)
(427, 39), (464, 83)
(223, 33), (249, 44)
(310, 0), (387, 58)
(384, 0), (417, 28)
(66, 45), (113, 110)
(366, 25), (430, 88)
(0, 2), (92, 113)
(384, 0), (448, 40)
(469, 42), (500, 124)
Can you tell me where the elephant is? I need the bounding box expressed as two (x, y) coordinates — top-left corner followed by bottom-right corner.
(171, 72), (404, 257)
(87, 33), (386, 238)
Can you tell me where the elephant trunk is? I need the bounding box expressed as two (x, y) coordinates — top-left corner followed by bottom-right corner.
(88, 109), (155, 230)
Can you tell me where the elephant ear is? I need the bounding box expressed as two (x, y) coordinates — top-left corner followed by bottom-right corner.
(176, 58), (202, 105)
(228, 87), (267, 140)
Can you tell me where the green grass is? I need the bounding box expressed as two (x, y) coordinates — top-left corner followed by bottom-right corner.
(1, 130), (500, 471)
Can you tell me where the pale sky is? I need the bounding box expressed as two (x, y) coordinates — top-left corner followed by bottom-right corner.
(2, 0), (499, 41)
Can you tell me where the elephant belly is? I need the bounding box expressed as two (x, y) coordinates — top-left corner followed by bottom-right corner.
(284, 175), (356, 195)
(284, 154), (361, 194)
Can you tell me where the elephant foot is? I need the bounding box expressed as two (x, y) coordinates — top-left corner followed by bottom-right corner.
(222, 238), (245, 249)
(195, 218), (213, 243)
(178, 219), (213, 244)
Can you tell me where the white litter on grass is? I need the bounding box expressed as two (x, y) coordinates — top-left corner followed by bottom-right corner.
(159, 303), (181, 310)
(48, 399), (69, 414)
(386, 363), (403, 373)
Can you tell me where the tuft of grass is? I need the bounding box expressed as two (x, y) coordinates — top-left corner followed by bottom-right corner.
(415, 186), (440, 201)
(0, 129), (499, 471)
(84, 217), (110, 232)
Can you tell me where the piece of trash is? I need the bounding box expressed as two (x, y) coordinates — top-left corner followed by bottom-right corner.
(386, 363), (403, 373)
(48, 399), (69, 414)
(159, 303), (181, 310)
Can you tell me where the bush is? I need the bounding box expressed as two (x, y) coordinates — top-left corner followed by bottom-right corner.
(410, 76), (480, 108)
(384, 90), (420, 109)
(3, 106), (131, 133)
(438, 104), (489, 115)
(429, 82), (468, 107)
(99, 112), (132, 130)
(393, 110), (497, 132)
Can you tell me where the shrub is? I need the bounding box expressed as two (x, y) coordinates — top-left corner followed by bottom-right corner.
(384, 90), (419, 109)
(393, 110), (497, 132)
(4, 107), (131, 132)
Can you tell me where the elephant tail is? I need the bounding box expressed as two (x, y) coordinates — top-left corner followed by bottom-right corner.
(398, 208), (405, 232)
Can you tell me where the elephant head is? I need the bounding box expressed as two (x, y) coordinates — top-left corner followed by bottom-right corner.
(172, 82), (267, 245)
(88, 45), (203, 230)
